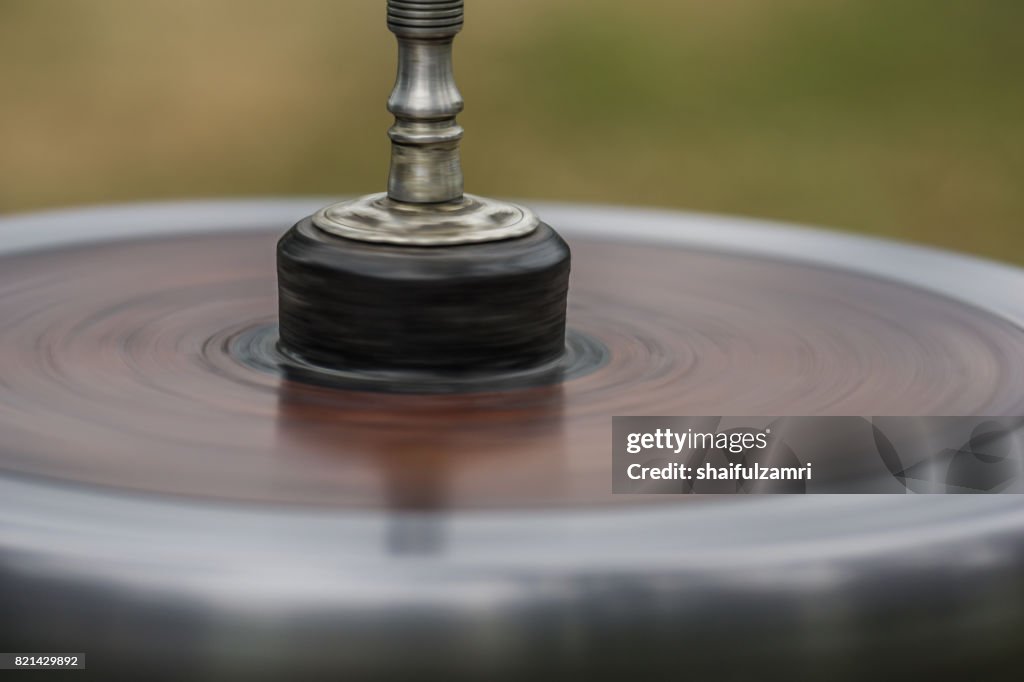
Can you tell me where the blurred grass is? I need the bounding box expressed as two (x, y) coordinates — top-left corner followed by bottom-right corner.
(1, 0), (1022, 263)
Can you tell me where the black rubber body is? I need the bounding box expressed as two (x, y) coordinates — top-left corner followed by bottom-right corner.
(277, 216), (571, 374)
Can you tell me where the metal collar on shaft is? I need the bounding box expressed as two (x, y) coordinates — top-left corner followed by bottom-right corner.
(313, 0), (539, 246)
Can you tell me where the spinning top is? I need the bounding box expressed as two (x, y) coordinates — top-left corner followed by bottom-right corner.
(277, 0), (570, 385)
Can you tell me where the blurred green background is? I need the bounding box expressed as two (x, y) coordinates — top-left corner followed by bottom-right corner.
(1, 0), (1022, 262)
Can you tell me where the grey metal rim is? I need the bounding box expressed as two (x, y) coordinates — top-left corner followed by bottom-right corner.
(1, 200), (1023, 655)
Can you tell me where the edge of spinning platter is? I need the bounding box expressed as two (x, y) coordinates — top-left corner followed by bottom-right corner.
(5, 472), (1024, 677)
(2, 201), (1024, 676)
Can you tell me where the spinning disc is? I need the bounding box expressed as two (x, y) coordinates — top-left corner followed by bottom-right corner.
(1, 202), (1023, 509)
(3, 201), (1024, 679)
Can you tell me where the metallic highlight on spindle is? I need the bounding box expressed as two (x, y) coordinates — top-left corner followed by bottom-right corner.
(386, 0), (465, 204)
(312, 0), (538, 246)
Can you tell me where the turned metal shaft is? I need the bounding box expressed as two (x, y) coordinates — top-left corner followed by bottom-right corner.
(387, 0), (466, 205)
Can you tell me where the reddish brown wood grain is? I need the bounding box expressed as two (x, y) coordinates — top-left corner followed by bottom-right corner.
(1, 231), (1022, 509)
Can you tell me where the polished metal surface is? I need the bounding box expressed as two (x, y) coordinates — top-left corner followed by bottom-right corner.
(386, 4), (464, 205)
(313, 1), (540, 246)
(313, 192), (539, 245)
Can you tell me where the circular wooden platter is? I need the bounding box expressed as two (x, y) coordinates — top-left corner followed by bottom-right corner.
(1, 204), (1023, 509)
